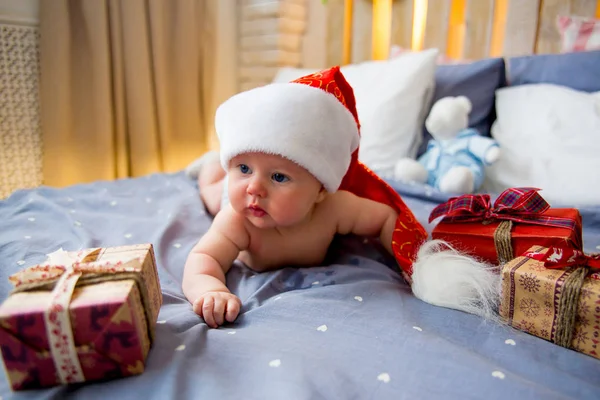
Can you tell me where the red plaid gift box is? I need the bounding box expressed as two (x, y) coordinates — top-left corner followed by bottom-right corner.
(0, 244), (162, 390)
(429, 188), (583, 265)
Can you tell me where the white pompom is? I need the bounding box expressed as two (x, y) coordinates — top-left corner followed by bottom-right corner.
(410, 239), (502, 320)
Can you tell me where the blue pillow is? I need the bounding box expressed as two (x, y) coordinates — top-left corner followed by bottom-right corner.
(417, 57), (506, 157)
(507, 50), (600, 92)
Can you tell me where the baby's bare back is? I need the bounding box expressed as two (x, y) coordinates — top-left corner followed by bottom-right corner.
(237, 196), (340, 271)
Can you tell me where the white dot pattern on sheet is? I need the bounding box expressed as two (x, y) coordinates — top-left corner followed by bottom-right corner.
(252, 288), (371, 371)
(7, 177), (543, 392)
(492, 371), (505, 379)
(6, 174), (198, 309)
(269, 359), (281, 367)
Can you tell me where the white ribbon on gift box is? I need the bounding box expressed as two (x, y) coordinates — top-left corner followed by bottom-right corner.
(44, 249), (88, 383)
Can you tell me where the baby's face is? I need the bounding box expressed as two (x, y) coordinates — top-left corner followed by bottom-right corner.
(227, 152), (325, 229)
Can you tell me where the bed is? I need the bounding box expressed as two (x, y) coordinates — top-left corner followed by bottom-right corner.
(2, 2), (600, 399)
(2, 171), (600, 399)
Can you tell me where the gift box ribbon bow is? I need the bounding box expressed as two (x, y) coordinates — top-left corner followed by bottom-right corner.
(522, 246), (600, 348)
(8, 248), (143, 385)
(524, 246), (600, 271)
(428, 187), (577, 232)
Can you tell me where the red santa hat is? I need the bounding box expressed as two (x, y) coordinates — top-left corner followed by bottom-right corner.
(216, 67), (500, 319)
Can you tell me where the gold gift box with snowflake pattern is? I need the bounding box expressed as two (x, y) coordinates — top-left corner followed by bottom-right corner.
(500, 245), (600, 360)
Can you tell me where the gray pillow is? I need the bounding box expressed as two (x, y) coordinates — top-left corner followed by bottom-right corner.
(507, 50), (600, 92)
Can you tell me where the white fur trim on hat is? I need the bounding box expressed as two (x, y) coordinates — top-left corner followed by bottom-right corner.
(215, 83), (360, 192)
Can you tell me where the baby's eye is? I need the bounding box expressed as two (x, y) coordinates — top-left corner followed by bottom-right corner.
(271, 173), (289, 183)
(239, 164), (251, 174)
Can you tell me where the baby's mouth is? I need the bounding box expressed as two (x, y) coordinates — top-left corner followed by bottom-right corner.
(248, 205), (267, 217)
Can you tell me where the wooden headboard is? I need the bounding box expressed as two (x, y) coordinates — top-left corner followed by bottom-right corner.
(326, 0), (600, 66)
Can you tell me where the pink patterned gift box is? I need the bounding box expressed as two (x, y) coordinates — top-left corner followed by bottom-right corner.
(0, 244), (162, 390)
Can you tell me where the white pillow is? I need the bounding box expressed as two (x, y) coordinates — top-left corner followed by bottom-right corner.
(483, 83), (600, 206)
(272, 49), (439, 175)
(272, 67), (316, 83)
(341, 49), (438, 174)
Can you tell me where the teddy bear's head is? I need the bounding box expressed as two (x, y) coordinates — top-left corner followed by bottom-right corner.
(424, 96), (472, 141)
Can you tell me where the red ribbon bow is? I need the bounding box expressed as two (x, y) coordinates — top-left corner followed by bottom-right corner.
(428, 187), (576, 232)
(524, 247), (600, 271)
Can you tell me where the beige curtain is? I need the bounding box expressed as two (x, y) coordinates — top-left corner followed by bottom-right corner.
(39, 0), (216, 187)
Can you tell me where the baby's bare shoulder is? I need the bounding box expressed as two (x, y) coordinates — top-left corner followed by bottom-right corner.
(321, 190), (396, 235)
(314, 191), (359, 228)
(319, 190), (362, 214)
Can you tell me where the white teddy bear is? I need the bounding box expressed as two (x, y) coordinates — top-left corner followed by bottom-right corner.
(394, 96), (501, 194)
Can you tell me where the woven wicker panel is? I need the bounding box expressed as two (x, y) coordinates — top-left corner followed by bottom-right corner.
(0, 23), (43, 199)
(238, 0), (307, 90)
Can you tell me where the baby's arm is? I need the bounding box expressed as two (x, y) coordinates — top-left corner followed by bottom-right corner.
(182, 206), (250, 327)
(335, 191), (398, 255)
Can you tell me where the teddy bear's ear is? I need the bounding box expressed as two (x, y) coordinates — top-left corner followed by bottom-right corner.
(455, 96), (472, 114)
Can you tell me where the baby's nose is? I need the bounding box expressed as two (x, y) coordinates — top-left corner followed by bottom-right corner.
(246, 177), (267, 197)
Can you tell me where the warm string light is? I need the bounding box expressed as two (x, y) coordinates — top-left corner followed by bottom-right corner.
(345, 0), (533, 62)
(446, 0), (466, 59)
(342, 0), (353, 65)
(490, 0), (508, 57)
(411, 0), (428, 51)
(372, 0), (392, 60)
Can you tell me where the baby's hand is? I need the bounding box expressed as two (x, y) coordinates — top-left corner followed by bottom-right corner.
(193, 291), (241, 328)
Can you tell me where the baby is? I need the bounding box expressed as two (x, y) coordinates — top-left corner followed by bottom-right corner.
(182, 67), (429, 328)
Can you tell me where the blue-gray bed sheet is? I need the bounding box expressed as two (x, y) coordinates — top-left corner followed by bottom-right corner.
(1, 172), (599, 400)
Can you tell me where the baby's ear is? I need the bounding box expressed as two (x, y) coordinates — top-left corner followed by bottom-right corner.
(315, 186), (327, 203)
